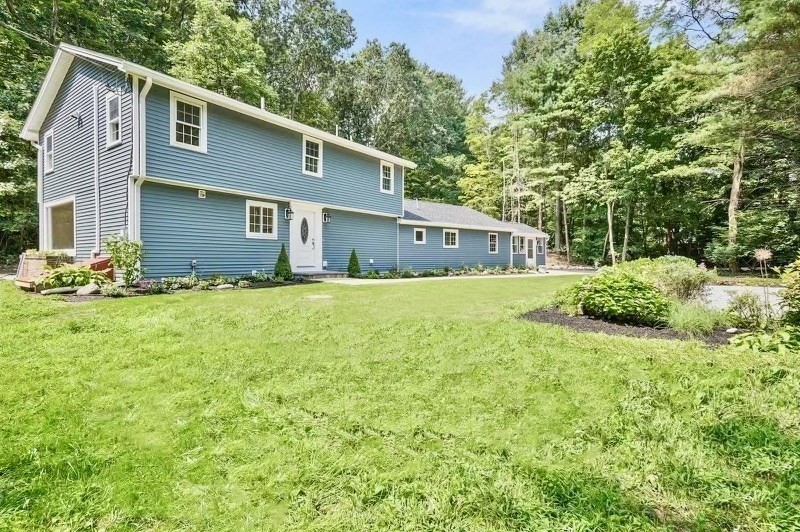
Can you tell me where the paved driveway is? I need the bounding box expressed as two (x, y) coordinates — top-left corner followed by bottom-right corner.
(704, 285), (783, 313)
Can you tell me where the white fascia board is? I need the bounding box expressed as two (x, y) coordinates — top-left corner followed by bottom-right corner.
(398, 219), (514, 233)
(20, 50), (74, 141)
(138, 175), (401, 219)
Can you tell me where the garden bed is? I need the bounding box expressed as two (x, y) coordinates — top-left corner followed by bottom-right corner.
(523, 307), (734, 347)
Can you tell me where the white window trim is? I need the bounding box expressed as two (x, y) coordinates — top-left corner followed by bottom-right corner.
(488, 232), (498, 254)
(105, 92), (122, 148)
(43, 195), (76, 256)
(443, 229), (459, 249)
(537, 238), (545, 254)
(170, 91), (207, 153)
(43, 129), (54, 174)
(512, 235), (526, 255)
(245, 199), (278, 240)
(414, 227), (426, 244)
(380, 160), (394, 194)
(302, 134), (323, 177)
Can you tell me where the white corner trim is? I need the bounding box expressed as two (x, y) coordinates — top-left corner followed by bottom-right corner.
(443, 228), (459, 249)
(301, 134), (323, 177)
(169, 91), (207, 153)
(42, 195), (77, 256)
(379, 160), (394, 194)
(488, 232), (498, 254)
(93, 86), (101, 254)
(413, 227), (426, 244)
(245, 199), (278, 239)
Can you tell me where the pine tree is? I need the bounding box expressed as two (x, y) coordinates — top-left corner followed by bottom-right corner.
(274, 244), (292, 280)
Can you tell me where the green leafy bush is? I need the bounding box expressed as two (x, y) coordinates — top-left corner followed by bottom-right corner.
(197, 280), (211, 290)
(727, 292), (774, 330)
(274, 244), (292, 280)
(40, 264), (110, 289)
(668, 302), (730, 336)
(237, 280), (251, 289)
(161, 275), (199, 291)
(400, 268), (415, 278)
(101, 284), (128, 298)
(347, 249), (361, 278)
(106, 235), (144, 288)
(613, 256), (716, 301)
(365, 270), (380, 279)
(732, 326), (800, 354)
(560, 272), (672, 326)
(780, 256), (800, 325)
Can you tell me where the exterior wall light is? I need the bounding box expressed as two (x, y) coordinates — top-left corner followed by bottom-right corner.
(284, 207), (294, 220)
(322, 212), (331, 223)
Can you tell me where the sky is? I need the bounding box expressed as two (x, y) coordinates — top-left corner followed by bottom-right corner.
(335, 0), (560, 97)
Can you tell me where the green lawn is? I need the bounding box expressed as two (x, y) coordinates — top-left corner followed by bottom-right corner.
(1, 278), (798, 530)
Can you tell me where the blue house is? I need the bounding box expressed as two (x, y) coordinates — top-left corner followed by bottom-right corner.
(21, 45), (548, 278)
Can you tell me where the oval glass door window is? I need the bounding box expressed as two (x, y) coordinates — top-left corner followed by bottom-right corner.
(300, 218), (309, 244)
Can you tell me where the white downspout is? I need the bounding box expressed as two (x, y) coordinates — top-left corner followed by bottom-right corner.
(32, 141), (43, 248)
(134, 76), (153, 241)
(93, 85), (101, 256)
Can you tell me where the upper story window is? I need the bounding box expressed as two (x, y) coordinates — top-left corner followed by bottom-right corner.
(302, 135), (323, 177)
(488, 233), (498, 254)
(43, 129), (54, 173)
(246, 200), (277, 239)
(414, 228), (426, 244)
(106, 93), (121, 148)
(443, 229), (459, 249)
(380, 161), (394, 194)
(170, 92), (207, 153)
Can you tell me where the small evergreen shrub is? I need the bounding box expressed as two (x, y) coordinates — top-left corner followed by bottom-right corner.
(560, 272), (672, 326)
(348, 249), (361, 278)
(274, 244), (293, 280)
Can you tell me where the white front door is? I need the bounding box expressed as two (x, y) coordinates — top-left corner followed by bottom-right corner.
(526, 238), (537, 268)
(290, 202), (322, 271)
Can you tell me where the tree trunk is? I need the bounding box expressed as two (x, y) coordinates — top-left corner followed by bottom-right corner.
(537, 185), (544, 230)
(728, 136), (745, 273)
(554, 194), (562, 252)
(607, 201), (616, 265)
(562, 201), (571, 266)
(621, 202), (633, 262)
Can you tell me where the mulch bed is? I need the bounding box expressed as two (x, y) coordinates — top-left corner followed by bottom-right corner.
(522, 307), (733, 347)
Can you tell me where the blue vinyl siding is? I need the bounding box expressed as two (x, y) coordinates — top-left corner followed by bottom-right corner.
(40, 58), (131, 260)
(513, 252), (526, 267)
(322, 210), (397, 272)
(398, 225), (512, 270)
(145, 85), (403, 216)
(140, 182), (289, 278)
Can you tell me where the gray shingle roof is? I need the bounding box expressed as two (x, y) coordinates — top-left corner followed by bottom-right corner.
(403, 200), (548, 238)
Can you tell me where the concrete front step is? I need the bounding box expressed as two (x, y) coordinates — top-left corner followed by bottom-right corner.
(295, 270), (349, 280)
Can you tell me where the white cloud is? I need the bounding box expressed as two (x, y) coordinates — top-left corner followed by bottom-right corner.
(443, 0), (554, 34)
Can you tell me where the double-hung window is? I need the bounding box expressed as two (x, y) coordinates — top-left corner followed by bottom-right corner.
(170, 92), (207, 152)
(246, 200), (277, 239)
(537, 238), (545, 254)
(380, 161), (394, 194)
(488, 233), (498, 254)
(414, 228), (426, 244)
(302, 135), (323, 177)
(106, 93), (121, 147)
(512, 236), (525, 254)
(43, 129), (54, 173)
(443, 229), (458, 249)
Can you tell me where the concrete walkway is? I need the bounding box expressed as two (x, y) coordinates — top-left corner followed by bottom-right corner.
(323, 269), (591, 286)
(704, 285), (783, 313)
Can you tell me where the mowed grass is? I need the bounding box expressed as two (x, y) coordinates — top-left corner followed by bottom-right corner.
(1, 278), (798, 531)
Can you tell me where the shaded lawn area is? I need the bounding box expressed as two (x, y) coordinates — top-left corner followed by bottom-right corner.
(1, 278), (798, 530)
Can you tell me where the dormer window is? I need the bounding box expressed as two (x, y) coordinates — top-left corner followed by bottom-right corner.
(170, 92), (207, 153)
(302, 135), (322, 177)
(380, 161), (394, 194)
(106, 93), (121, 148)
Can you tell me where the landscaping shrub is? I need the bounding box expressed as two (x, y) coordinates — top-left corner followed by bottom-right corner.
(138, 279), (166, 295)
(274, 244), (292, 280)
(161, 275), (199, 291)
(732, 326), (800, 354)
(101, 284), (128, 298)
(197, 280), (211, 290)
(780, 255), (800, 325)
(727, 292), (774, 330)
(560, 272), (672, 326)
(237, 280), (251, 289)
(668, 302), (730, 336)
(613, 256), (716, 301)
(348, 249), (361, 278)
(40, 264), (109, 289)
(106, 235), (144, 288)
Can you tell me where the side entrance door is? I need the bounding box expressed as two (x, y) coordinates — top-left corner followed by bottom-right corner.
(289, 202), (323, 271)
(526, 238), (537, 268)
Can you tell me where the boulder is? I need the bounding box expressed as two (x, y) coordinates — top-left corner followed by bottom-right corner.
(76, 283), (101, 296)
(39, 286), (78, 295)
(726, 327), (739, 334)
(212, 283), (234, 290)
